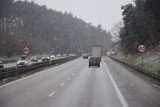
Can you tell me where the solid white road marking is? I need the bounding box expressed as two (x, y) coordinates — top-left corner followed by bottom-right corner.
(49, 91), (55, 97)
(152, 83), (160, 89)
(67, 77), (71, 80)
(60, 83), (64, 87)
(103, 59), (129, 107)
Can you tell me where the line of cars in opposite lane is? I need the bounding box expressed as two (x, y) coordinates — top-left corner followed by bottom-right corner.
(0, 54), (73, 69)
(17, 54), (69, 66)
(17, 55), (58, 67)
(41, 54), (66, 62)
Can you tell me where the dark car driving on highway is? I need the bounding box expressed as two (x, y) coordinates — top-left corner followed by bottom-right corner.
(83, 54), (88, 59)
(89, 57), (100, 67)
(42, 56), (50, 62)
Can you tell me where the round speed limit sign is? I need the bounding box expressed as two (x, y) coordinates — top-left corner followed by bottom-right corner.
(138, 45), (145, 53)
(23, 46), (31, 55)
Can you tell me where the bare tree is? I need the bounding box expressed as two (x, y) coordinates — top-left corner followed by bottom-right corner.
(110, 21), (124, 42)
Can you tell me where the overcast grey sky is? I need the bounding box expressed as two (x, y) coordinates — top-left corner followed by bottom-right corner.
(29, 0), (133, 30)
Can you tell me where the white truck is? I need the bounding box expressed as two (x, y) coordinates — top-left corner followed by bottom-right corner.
(91, 45), (102, 61)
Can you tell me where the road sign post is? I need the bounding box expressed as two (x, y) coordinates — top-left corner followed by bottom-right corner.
(142, 54), (143, 68)
(138, 45), (146, 68)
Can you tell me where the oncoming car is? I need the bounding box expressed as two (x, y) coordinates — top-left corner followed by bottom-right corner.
(50, 55), (56, 60)
(56, 54), (61, 59)
(42, 56), (50, 62)
(17, 56), (31, 67)
(30, 56), (38, 62)
(62, 54), (67, 57)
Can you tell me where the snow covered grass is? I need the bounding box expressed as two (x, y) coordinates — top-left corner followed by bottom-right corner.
(115, 45), (160, 73)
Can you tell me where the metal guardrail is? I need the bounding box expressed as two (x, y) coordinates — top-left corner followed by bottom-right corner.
(109, 56), (160, 81)
(0, 56), (77, 80)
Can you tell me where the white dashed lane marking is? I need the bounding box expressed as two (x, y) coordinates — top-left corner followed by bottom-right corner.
(60, 83), (64, 87)
(49, 91), (55, 97)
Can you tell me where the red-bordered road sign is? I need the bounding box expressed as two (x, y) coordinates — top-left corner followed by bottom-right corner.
(138, 45), (145, 52)
(23, 46), (31, 55)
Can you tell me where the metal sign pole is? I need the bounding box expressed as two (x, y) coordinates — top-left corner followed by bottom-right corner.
(142, 53), (143, 68)
(138, 45), (145, 68)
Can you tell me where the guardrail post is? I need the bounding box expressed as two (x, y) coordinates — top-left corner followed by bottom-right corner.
(141, 54), (144, 68)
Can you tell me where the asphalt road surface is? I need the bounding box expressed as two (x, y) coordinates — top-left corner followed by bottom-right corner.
(0, 57), (160, 107)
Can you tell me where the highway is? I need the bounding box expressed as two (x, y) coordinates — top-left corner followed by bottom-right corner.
(0, 57), (160, 107)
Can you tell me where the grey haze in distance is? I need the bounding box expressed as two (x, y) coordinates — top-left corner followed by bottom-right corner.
(28, 0), (133, 30)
